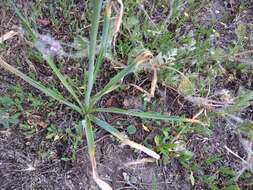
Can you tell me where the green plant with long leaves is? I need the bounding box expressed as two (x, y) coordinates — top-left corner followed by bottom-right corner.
(1, 1), (201, 189)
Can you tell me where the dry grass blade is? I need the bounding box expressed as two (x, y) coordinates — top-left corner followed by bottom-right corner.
(135, 50), (153, 65)
(106, 0), (113, 16)
(234, 49), (253, 57)
(0, 30), (19, 43)
(93, 172), (112, 190)
(123, 158), (156, 167)
(129, 83), (150, 96)
(224, 144), (253, 180)
(129, 51), (160, 101)
(112, 0), (124, 46)
(91, 159), (112, 190)
(185, 96), (233, 109)
(122, 139), (160, 160)
(129, 67), (157, 102)
(149, 66), (157, 100)
(164, 0), (174, 25)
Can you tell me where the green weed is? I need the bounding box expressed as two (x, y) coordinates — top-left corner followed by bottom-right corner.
(0, 1), (200, 189)
(1, 0), (252, 189)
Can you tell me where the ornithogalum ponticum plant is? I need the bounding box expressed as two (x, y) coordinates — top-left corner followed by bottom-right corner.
(0, 1), (201, 189)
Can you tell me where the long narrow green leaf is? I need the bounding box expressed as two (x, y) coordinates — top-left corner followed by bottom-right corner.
(94, 107), (201, 123)
(91, 50), (153, 106)
(9, 0), (37, 40)
(93, 1), (112, 78)
(46, 56), (82, 108)
(90, 116), (123, 139)
(91, 63), (137, 106)
(91, 116), (160, 160)
(82, 116), (113, 190)
(85, 0), (103, 105)
(82, 116), (95, 158)
(0, 57), (81, 113)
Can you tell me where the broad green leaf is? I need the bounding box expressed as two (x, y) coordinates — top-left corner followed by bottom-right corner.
(0, 57), (81, 113)
(127, 125), (137, 135)
(205, 155), (222, 165)
(0, 111), (20, 128)
(218, 166), (235, 176)
(0, 96), (15, 108)
(91, 63), (137, 106)
(46, 56), (82, 108)
(201, 175), (218, 190)
(223, 185), (240, 190)
(179, 150), (194, 163)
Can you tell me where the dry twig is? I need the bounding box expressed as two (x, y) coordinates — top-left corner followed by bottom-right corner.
(0, 30), (19, 43)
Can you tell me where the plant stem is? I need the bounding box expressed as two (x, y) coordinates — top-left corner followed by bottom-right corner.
(85, 0), (103, 106)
